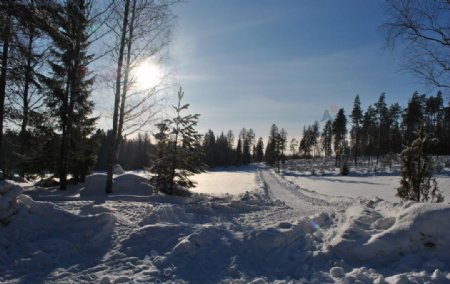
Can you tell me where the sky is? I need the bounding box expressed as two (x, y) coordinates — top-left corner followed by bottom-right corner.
(145, 1), (435, 140)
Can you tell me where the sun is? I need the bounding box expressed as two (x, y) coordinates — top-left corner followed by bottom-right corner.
(134, 60), (163, 90)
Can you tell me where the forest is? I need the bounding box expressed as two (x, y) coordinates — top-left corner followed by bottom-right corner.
(1, 1), (449, 193)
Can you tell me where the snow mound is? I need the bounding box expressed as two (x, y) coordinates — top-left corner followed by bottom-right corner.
(0, 180), (25, 221)
(0, 195), (115, 283)
(112, 164), (125, 175)
(326, 200), (450, 272)
(80, 173), (155, 197)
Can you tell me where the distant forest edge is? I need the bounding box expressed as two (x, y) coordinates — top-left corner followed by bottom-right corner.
(4, 91), (448, 175)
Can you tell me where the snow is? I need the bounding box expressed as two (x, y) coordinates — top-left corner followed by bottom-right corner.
(1, 166), (450, 283)
(190, 165), (258, 195)
(283, 171), (450, 202)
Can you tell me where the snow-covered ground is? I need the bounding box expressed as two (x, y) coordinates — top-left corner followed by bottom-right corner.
(190, 165), (258, 196)
(1, 165), (450, 283)
(283, 172), (450, 202)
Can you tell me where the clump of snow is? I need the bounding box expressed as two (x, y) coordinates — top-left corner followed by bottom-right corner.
(112, 164), (125, 175)
(0, 180), (24, 221)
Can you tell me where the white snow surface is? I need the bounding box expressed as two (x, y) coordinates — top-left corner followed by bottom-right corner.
(190, 165), (258, 196)
(1, 166), (450, 283)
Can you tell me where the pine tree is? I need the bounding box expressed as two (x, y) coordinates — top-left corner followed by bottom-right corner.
(321, 120), (333, 158)
(332, 109), (347, 167)
(265, 124), (279, 167)
(202, 129), (216, 167)
(403, 92), (426, 144)
(350, 95), (363, 166)
(235, 139), (243, 165)
(361, 105), (377, 158)
(150, 88), (204, 195)
(397, 126), (443, 203)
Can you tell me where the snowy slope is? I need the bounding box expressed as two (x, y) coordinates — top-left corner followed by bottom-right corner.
(1, 168), (450, 283)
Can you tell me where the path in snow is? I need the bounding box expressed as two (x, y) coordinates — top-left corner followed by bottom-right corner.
(258, 168), (349, 215)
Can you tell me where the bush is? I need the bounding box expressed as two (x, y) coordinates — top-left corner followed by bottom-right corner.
(341, 163), (349, 176)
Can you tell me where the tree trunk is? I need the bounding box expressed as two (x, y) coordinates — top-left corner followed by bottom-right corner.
(106, 0), (131, 194)
(117, 0), (136, 155)
(20, 31), (34, 172)
(0, 14), (11, 173)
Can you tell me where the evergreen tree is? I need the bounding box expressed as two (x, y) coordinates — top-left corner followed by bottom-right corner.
(332, 109), (347, 167)
(203, 129), (216, 167)
(397, 126), (443, 203)
(150, 88), (204, 195)
(388, 103), (403, 154)
(215, 132), (228, 166)
(375, 93), (390, 163)
(255, 137), (264, 162)
(279, 128), (287, 169)
(265, 124), (284, 172)
(403, 92), (426, 144)
(361, 105), (377, 158)
(321, 120), (333, 158)
(226, 130), (235, 166)
(350, 95), (363, 166)
(235, 138), (243, 165)
(42, 0), (96, 189)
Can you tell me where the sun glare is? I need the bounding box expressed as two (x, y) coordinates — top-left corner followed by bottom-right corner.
(134, 61), (163, 90)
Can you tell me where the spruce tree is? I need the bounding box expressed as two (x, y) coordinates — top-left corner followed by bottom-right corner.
(42, 0), (96, 189)
(255, 137), (264, 162)
(397, 126), (444, 203)
(150, 88), (204, 195)
(350, 95), (363, 166)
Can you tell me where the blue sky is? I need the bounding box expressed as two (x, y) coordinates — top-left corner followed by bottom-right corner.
(162, 0), (432, 140)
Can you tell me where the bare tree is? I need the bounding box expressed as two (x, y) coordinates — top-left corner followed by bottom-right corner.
(105, 0), (178, 193)
(382, 0), (450, 90)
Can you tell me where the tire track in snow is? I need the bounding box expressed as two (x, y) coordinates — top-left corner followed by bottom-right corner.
(258, 169), (353, 214)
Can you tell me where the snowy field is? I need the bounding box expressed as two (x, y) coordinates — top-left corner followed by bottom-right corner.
(1, 165), (450, 283)
(283, 172), (450, 202)
(190, 165), (258, 195)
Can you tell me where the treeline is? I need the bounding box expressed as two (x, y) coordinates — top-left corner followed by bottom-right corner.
(297, 92), (450, 167)
(95, 131), (154, 171)
(201, 128), (264, 167)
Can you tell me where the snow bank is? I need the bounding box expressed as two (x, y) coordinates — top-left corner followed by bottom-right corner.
(80, 173), (156, 197)
(0, 192), (115, 283)
(112, 164), (125, 175)
(0, 180), (25, 221)
(325, 199), (450, 276)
